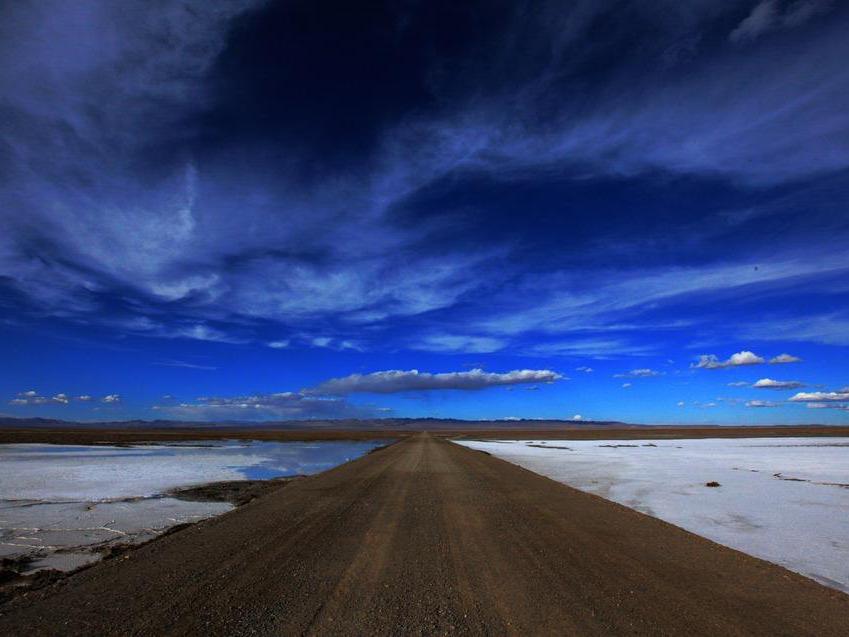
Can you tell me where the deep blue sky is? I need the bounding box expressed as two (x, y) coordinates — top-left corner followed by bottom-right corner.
(1, 0), (847, 423)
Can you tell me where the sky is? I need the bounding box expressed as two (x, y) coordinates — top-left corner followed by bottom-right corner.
(1, 0), (848, 424)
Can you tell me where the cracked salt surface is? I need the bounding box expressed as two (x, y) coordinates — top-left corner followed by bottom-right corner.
(457, 437), (849, 593)
(0, 440), (386, 573)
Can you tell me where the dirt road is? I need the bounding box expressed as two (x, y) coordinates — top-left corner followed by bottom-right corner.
(2, 433), (847, 635)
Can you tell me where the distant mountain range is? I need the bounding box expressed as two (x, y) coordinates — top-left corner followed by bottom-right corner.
(0, 416), (835, 430)
(0, 416), (643, 430)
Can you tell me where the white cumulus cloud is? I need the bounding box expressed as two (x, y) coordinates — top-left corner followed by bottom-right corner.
(789, 390), (849, 402)
(693, 351), (765, 369)
(310, 368), (563, 395)
(9, 391), (49, 406)
(752, 378), (804, 389)
(769, 353), (802, 364)
(9, 390), (110, 406)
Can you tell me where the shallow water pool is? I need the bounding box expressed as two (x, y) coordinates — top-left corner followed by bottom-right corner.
(0, 439), (389, 572)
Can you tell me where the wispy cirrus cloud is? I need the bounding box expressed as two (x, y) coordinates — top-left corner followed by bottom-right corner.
(2, 0), (848, 354)
(455, 0), (849, 185)
(0, 0), (500, 342)
(746, 399), (781, 408)
(309, 337), (365, 352)
(614, 368), (662, 378)
(410, 334), (507, 354)
(99, 318), (251, 345)
(741, 314), (849, 346)
(477, 256), (849, 345)
(730, 0), (832, 43)
(154, 360), (218, 371)
(1, 1), (848, 425)
(529, 338), (659, 359)
(807, 402), (849, 411)
(169, 325), (248, 345)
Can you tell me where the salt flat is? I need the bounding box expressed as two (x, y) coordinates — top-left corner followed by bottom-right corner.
(457, 437), (849, 592)
(0, 440), (386, 572)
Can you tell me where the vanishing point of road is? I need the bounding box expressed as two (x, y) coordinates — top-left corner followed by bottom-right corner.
(1, 433), (847, 635)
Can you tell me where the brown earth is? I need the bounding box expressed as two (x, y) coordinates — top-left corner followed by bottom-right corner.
(439, 425), (849, 440)
(0, 427), (411, 445)
(2, 424), (847, 445)
(1, 433), (847, 636)
(169, 477), (298, 507)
